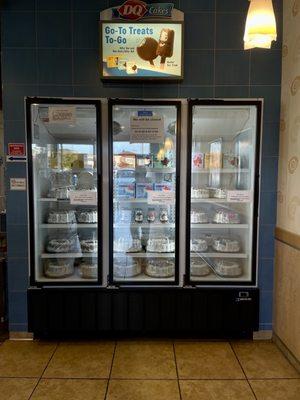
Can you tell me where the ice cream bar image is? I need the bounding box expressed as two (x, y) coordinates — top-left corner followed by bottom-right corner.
(156, 29), (175, 69)
(137, 37), (158, 66)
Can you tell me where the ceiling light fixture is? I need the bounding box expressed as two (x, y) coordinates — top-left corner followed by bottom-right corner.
(244, 0), (277, 50)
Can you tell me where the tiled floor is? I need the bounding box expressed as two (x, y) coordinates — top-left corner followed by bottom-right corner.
(0, 340), (299, 400)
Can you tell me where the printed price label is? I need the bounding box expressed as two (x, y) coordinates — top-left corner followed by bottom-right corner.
(69, 190), (97, 205)
(148, 190), (175, 205)
(227, 190), (252, 203)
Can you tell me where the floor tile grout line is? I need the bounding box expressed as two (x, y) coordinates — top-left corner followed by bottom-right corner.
(28, 342), (60, 400)
(104, 341), (117, 400)
(248, 377), (300, 381)
(2, 375), (299, 381)
(172, 341), (183, 400)
(229, 342), (258, 400)
(4, 376), (281, 381)
(108, 378), (179, 381)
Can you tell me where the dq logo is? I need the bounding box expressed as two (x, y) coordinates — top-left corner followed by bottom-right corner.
(118, 0), (148, 20)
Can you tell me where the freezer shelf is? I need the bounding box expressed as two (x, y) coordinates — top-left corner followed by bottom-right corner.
(40, 224), (98, 228)
(190, 224), (249, 229)
(115, 198), (252, 204)
(114, 199), (149, 204)
(190, 274), (251, 282)
(114, 167), (176, 173)
(114, 223), (175, 229)
(114, 273), (174, 282)
(41, 253), (97, 258)
(191, 198), (251, 204)
(190, 252), (248, 258)
(39, 198), (98, 203)
(191, 168), (249, 174)
(38, 267), (97, 283)
(114, 252), (175, 258)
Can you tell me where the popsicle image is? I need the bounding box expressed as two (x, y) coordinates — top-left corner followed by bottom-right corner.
(156, 28), (175, 69)
(137, 37), (158, 66)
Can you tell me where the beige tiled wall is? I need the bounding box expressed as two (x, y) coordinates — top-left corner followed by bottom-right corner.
(274, 0), (300, 364)
(277, 0), (300, 232)
(274, 241), (300, 361)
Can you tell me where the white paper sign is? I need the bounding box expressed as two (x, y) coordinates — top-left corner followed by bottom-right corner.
(69, 190), (97, 205)
(148, 190), (175, 205)
(10, 178), (26, 191)
(48, 106), (76, 124)
(130, 115), (164, 143)
(227, 190), (252, 203)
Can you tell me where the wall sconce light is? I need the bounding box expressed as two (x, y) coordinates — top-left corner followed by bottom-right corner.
(164, 137), (174, 151)
(156, 148), (165, 161)
(244, 0), (277, 49)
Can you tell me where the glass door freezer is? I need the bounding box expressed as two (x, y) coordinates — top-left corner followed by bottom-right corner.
(108, 99), (181, 285)
(186, 100), (262, 286)
(26, 98), (102, 285)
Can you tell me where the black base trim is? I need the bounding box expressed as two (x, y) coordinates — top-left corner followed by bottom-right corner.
(28, 287), (259, 339)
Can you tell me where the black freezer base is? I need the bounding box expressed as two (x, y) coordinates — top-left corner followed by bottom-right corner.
(28, 287), (259, 339)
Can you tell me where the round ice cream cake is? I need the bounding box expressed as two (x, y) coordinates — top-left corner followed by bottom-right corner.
(44, 259), (74, 278)
(145, 258), (175, 278)
(212, 209), (240, 224)
(114, 258), (141, 278)
(47, 237), (79, 253)
(212, 237), (240, 253)
(191, 187), (210, 199)
(215, 259), (242, 277)
(80, 239), (98, 253)
(80, 261), (97, 279)
(212, 188), (227, 199)
(77, 210), (97, 224)
(191, 260), (211, 277)
(146, 236), (175, 253)
(114, 237), (142, 253)
(190, 209), (209, 224)
(47, 210), (76, 224)
(48, 186), (74, 200)
(190, 238), (208, 252)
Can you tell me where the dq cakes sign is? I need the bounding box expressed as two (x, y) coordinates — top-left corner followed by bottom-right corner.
(100, 0), (184, 80)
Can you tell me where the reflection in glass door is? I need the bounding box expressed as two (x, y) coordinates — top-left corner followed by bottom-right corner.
(186, 100), (261, 285)
(109, 100), (181, 285)
(27, 99), (101, 284)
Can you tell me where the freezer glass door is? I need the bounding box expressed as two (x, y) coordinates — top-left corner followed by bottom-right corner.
(28, 100), (101, 283)
(110, 102), (180, 284)
(188, 103), (259, 284)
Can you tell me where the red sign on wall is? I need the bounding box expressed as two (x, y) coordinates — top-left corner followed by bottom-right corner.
(8, 143), (26, 157)
(118, 0), (147, 20)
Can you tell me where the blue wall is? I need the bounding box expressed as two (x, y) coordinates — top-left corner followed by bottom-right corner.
(1, 0), (282, 332)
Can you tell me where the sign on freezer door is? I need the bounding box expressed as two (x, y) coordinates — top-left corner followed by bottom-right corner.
(227, 190), (252, 203)
(148, 190), (175, 205)
(130, 114), (164, 143)
(48, 106), (76, 124)
(69, 190), (97, 205)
